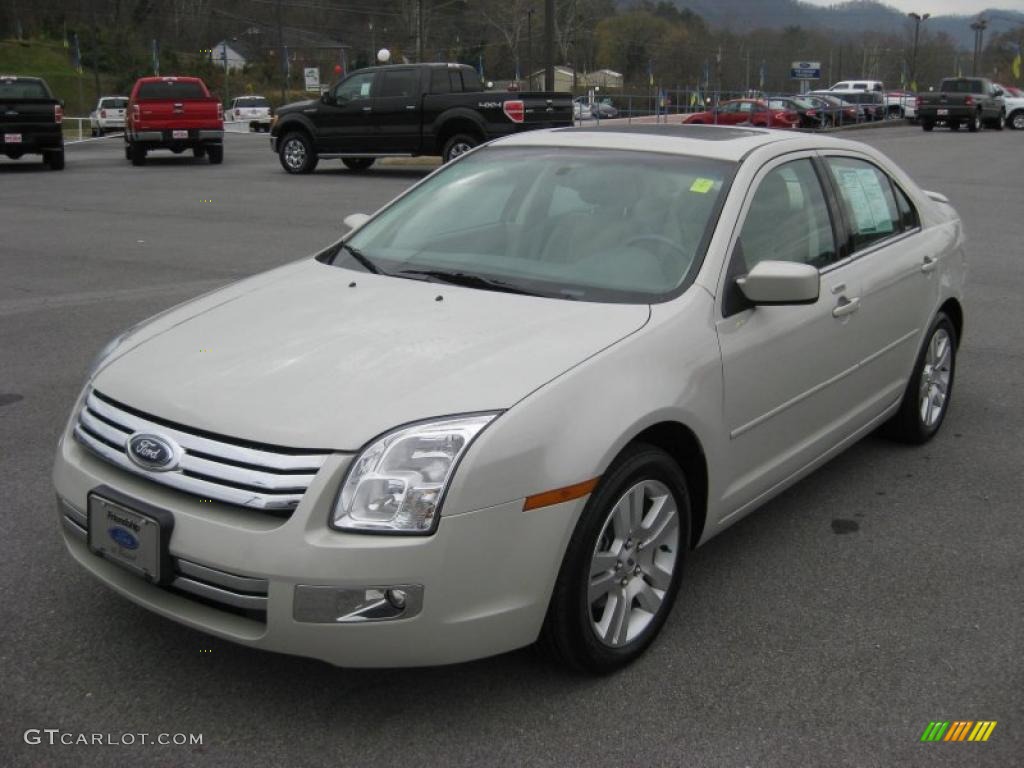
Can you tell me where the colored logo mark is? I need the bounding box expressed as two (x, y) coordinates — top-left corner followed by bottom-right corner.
(920, 721), (997, 742)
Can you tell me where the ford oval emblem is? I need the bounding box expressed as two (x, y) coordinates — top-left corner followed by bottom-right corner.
(108, 526), (139, 550)
(126, 433), (178, 471)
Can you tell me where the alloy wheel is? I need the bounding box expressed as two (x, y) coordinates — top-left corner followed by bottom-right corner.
(283, 138), (306, 170)
(919, 328), (952, 428)
(588, 479), (679, 648)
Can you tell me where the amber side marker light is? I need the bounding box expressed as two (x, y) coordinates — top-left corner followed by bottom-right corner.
(523, 478), (600, 511)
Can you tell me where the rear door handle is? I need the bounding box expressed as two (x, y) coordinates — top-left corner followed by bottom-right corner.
(832, 296), (861, 318)
(921, 255), (938, 273)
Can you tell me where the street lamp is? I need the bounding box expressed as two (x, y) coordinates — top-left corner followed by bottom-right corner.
(907, 12), (929, 90)
(970, 17), (988, 76)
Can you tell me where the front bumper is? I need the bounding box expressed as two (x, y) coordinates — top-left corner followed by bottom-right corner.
(53, 428), (581, 667)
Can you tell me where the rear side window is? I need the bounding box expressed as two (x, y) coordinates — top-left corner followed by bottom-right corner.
(826, 157), (901, 251)
(430, 68), (450, 94)
(0, 79), (50, 99)
(378, 69), (418, 98)
(137, 81), (206, 100)
(461, 68), (482, 91)
(448, 71), (464, 93)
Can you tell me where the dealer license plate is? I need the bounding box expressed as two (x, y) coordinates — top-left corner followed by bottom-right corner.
(88, 495), (164, 582)
(937, 109), (949, 116)
(172, 129), (189, 139)
(4, 133), (21, 143)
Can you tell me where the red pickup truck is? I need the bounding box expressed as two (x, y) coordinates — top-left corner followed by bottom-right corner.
(125, 76), (224, 166)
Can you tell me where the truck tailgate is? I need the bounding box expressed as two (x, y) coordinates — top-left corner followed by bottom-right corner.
(518, 92), (573, 125)
(0, 98), (59, 128)
(137, 99), (221, 130)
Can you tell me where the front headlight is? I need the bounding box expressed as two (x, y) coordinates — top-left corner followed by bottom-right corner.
(332, 413), (498, 535)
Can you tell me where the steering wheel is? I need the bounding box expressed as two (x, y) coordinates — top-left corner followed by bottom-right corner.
(625, 234), (688, 261)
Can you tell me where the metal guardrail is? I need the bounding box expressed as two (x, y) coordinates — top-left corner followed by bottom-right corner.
(61, 118), (257, 144)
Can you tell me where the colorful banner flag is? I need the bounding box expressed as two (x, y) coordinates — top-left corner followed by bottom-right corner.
(1012, 47), (1021, 79)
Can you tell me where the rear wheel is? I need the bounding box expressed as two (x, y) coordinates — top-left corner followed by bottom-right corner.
(193, 145), (207, 159)
(129, 143), (146, 166)
(921, 121), (934, 131)
(342, 157), (375, 171)
(882, 313), (957, 444)
(124, 145), (131, 160)
(279, 132), (317, 174)
(441, 133), (479, 163)
(967, 111), (981, 132)
(539, 444), (690, 673)
(44, 150), (65, 170)
(949, 121), (960, 131)
(207, 144), (223, 165)
(991, 110), (1005, 130)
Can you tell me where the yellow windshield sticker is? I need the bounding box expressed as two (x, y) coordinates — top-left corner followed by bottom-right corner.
(690, 178), (715, 194)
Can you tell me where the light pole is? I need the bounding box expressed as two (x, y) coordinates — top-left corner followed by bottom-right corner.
(527, 9), (533, 88)
(907, 12), (929, 90)
(970, 17), (988, 75)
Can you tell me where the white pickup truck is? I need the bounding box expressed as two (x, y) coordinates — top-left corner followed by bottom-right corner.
(996, 84), (1024, 129)
(225, 96), (272, 132)
(88, 96), (128, 136)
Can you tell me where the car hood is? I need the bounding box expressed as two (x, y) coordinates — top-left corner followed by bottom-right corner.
(277, 99), (318, 116)
(93, 260), (650, 450)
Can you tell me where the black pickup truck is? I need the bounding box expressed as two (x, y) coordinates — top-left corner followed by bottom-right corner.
(917, 77), (1006, 132)
(1, 75), (64, 170)
(270, 63), (573, 174)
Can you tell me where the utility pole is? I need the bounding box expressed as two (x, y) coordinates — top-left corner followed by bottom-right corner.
(907, 12), (930, 90)
(544, 0), (554, 91)
(417, 0), (424, 63)
(222, 41), (229, 106)
(527, 9), (533, 87)
(275, 0), (286, 103)
(970, 17), (987, 75)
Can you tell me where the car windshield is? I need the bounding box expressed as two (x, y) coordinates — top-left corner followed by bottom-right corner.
(236, 97), (269, 107)
(334, 147), (734, 303)
(0, 79), (50, 99)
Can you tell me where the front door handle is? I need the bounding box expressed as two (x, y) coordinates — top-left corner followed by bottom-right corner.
(361, 106), (373, 112)
(921, 255), (938, 273)
(832, 296), (861, 318)
(404, 105), (417, 111)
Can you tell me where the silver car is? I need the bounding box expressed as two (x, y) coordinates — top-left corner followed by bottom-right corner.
(54, 125), (965, 672)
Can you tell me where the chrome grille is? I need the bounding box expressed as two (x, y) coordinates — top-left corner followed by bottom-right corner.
(73, 389), (329, 511)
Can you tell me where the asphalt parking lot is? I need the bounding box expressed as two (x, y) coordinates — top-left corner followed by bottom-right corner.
(1, 126), (1021, 767)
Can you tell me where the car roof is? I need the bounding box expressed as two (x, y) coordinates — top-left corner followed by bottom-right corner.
(494, 124), (861, 162)
(134, 76), (204, 84)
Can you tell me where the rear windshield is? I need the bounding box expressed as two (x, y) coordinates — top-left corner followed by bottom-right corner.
(235, 97), (269, 107)
(136, 81), (207, 100)
(940, 79), (984, 94)
(101, 98), (128, 109)
(0, 79), (51, 99)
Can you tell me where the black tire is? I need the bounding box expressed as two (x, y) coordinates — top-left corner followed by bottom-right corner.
(342, 157), (375, 171)
(441, 133), (479, 163)
(129, 143), (146, 166)
(881, 312), (957, 445)
(921, 121), (934, 132)
(278, 131), (318, 174)
(44, 150), (65, 170)
(193, 145), (207, 159)
(992, 110), (1005, 131)
(538, 443), (691, 673)
(967, 111), (981, 132)
(1009, 110), (1024, 130)
(207, 144), (223, 165)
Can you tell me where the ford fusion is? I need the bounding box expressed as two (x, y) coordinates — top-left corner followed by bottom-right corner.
(54, 125), (966, 671)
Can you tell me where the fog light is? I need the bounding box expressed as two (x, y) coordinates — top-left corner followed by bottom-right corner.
(293, 584), (423, 623)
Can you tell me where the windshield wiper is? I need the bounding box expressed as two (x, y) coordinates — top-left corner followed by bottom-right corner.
(339, 242), (381, 274)
(398, 269), (539, 296)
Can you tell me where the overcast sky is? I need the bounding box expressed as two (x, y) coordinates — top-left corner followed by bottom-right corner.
(803, 0), (1024, 15)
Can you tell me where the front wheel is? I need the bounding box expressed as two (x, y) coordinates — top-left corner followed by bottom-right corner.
(441, 133), (479, 163)
(279, 132), (318, 174)
(539, 444), (690, 673)
(1009, 110), (1024, 130)
(882, 313), (957, 444)
(342, 157), (375, 171)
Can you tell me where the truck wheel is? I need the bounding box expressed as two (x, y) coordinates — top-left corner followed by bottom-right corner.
(45, 150), (65, 170)
(1010, 110), (1024, 130)
(967, 111), (981, 132)
(130, 144), (146, 166)
(279, 132), (318, 174)
(992, 110), (1005, 131)
(124, 145), (131, 160)
(342, 157), (375, 171)
(207, 144), (224, 165)
(921, 121), (934, 131)
(442, 133), (479, 163)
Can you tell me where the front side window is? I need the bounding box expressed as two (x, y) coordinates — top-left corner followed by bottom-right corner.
(736, 158), (837, 271)
(332, 148), (734, 303)
(825, 157), (901, 251)
(335, 72), (375, 101)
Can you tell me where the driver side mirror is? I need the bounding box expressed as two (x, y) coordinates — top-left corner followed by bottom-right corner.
(993, 88), (1004, 97)
(737, 261), (820, 305)
(321, 92), (337, 105)
(343, 213), (370, 232)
